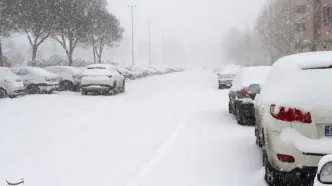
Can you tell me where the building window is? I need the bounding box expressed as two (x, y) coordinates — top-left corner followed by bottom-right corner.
(295, 23), (307, 31)
(296, 5), (307, 13)
(323, 7), (332, 26)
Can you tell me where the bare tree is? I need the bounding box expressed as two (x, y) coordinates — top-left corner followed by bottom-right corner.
(255, 0), (295, 62)
(91, 11), (124, 63)
(15, 0), (59, 62)
(0, 0), (16, 66)
(53, 0), (105, 66)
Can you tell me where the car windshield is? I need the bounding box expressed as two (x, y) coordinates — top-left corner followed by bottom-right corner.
(0, 68), (17, 77)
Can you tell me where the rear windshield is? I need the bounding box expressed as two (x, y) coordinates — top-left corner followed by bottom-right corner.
(248, 84), (260, 94)
(220, 74), (235, 78)
(87, 67), (106, 70)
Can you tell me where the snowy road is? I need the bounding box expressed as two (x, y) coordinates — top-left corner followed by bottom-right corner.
(0, 70), (266, 186)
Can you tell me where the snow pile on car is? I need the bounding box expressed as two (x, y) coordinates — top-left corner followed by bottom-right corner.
(281, 128), (332, 154)
(260, 51), (332, 110)
(230, 66), (270, 91)
(221, 64), (241, 74)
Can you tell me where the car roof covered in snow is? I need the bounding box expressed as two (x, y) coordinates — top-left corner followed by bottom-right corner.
(272, 51), (332, 71)
(221, 65), (241, 74)
(11, 66), (56, 76)
(230, 66), (271, 91)
(86, 64), (116, 69)
(259, 51), (332, 110)
(45, 66), (82, 73)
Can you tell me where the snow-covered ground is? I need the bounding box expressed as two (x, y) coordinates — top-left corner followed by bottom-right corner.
(0, 70), (266, 186)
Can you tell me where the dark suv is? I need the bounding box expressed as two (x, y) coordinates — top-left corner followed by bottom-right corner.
(228, 66), (270, 125)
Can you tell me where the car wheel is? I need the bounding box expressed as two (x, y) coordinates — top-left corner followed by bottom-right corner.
(61, 81), (74, 91)
(228, 102), (232, 114)
(264, 152), (291, 186)
(0, 88), (8, 99)
(121, 81), (126, 93)
(27, 85), (40, 94)
(81, 90), (88, 96)
(219, 84), (224, 89)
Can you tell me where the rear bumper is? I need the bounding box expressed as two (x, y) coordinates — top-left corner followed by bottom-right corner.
(218, 80), (233, 87)
(81, 84), (114, 91)
(267, 160), (317, 185)
(236, 101), (255, 118)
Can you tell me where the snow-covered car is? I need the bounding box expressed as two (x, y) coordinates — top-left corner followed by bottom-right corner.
(80, 64), (125, 95)
(117, 67), (135, 80)
(228, 66), (270, 125)
(11, 67), (59, 94)
(314, 155), (332, 186)
(218, 65), (240, 89)
(44, 66), (83, 91)
(0, 67), (25, 98)
(255, 52), (332, 186)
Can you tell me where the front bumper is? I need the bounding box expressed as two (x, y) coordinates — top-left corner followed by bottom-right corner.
(37, 84), (59, 92)
(218, 80), (233, 87)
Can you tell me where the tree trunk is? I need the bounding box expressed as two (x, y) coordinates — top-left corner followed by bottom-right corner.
(67, 51), (73, 66)
(32, 44), (38, 61)
(92, 33), (96, 63)
(0, 40), (3, 67)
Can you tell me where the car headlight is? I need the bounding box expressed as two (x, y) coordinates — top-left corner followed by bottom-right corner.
(318, 161), (332, 184)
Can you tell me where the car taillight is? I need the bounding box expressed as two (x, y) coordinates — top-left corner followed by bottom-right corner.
(107, 75), (113, 78)
(270, 104), (312, 123)
(277, 154), (295, 163)
(241, 88), (249, 98)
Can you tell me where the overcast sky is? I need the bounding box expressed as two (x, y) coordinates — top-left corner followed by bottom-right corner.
(8, 0), (266, 67)
(106, 0), (266, 67)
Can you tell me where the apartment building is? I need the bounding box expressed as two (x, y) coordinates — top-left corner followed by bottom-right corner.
(292, 0), (332, 51)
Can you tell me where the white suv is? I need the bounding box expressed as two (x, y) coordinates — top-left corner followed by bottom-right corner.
(44, 66), (82, 91)
(80, 64), (125, 95)
(0, 67), (25, 98)
(11, 67), (59, 94)
(255, 52), (332, 186)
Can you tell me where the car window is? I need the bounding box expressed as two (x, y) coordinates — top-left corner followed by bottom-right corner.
(17, 69), (28, 75)
(248, 84), (260, 94)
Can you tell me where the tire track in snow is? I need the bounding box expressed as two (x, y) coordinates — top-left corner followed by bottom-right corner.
(124, 114), (189, 186)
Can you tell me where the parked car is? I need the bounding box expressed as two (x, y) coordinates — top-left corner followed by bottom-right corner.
(0, 67), (25, 98)
(314, 155), (332, 186)
(117, 67), (135, 80)
(44, 66), (82, 91)
(256, 52), (332, 186)
(228, 66), (270, 125)
(80, 64), (125, 95)
(217, 65), (240, 89)
(11, 67), (59, 94)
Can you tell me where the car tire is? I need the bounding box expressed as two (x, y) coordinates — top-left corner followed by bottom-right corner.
(264, 152), (291, 186)
(0, 88), (8, 99)
(219, 84), (224, 89)
(27, 84), (40, 94)
(61, 80), (74, 91)
(81, 90), (88, 96)
(121, 81), (126, 93)
(228, 102), (232, 114)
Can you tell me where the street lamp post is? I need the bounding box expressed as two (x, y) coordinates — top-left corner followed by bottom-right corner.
(128, 5), (136, 66)
(148, 20), (152, 66)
